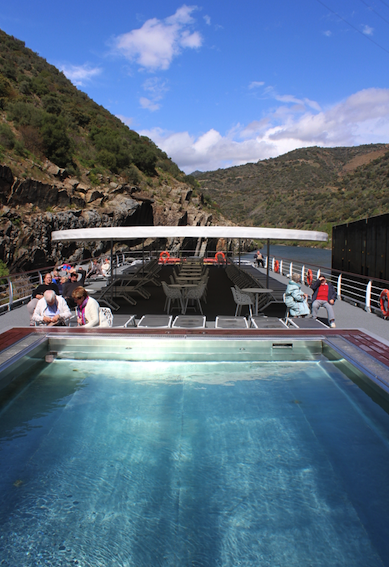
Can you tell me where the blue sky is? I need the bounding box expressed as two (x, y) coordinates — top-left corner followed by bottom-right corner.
(1, 1), (389, 172)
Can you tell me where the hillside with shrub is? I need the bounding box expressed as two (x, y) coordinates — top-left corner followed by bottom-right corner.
(0, 29), (224, 270)
(0, 29), (196, 184)
(195, 144), (389, 244)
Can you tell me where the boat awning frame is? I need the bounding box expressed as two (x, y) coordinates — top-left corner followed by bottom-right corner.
(51, 226), (328, 243)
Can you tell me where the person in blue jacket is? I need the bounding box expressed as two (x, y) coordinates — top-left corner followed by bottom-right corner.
(284, 274), (310, 317)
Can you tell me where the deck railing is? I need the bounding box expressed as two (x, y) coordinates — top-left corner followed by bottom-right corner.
(2, 248), (388, 319)
(0, 248), (232, 313)
(262, 254), (389, 318)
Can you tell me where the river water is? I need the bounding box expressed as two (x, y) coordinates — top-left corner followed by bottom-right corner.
(242, 245), (331, 269)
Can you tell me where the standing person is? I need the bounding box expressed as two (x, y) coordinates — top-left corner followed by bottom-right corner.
(311, 275), (337, 328)
(27, 272), (59, 322)
(31, 290), (71, 326)
(62, 268), (86, 308)
(284, 274), (310, 317)
(72, 286), (109, 328)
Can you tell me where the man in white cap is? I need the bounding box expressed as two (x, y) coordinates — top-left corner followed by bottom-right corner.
(32, 290), (72, 326)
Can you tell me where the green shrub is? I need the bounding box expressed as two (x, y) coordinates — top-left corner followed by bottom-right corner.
(123, 164), (141, 185)
(7, 101), (43, 127)
(131, 144), (157, 175)
(42, 93), (62, 116)
(0, 123), (15, 149)
(40, 114), (73, 167)
(97, 149), (117, 171)
(14, 140), (27, 156)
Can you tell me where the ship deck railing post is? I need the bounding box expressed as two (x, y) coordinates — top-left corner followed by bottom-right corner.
(337, 273), (342, 300)
(365, 280), (372, 313)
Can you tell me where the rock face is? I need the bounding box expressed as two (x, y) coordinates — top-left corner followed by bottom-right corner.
(0, 164), (214, 271)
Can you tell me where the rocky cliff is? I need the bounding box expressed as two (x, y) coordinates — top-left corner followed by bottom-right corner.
(0, 162), (214, 272)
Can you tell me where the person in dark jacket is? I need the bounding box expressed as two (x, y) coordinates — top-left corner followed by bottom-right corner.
(27, 272), (59, 322)
(311, 275), (337, 327)
(62, 268), (86, 308)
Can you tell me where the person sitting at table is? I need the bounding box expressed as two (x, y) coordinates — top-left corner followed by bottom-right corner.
(32, 290), (72, 326)
(72, 286), (109, 327)
(62, 268), (86, 308)
(27, 272), (60, 323)
(284, 274), (310, 317)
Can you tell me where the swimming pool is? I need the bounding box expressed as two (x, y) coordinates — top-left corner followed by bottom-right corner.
(1, 336), (389, 566)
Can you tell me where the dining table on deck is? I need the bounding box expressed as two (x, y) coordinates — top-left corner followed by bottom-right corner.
(241, 288), (274, 315)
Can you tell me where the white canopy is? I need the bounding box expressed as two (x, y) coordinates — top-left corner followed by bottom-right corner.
(51, 226), (328, 242)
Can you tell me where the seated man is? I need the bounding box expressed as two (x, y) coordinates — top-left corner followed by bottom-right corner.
(27, 272), (59, 322)
(62, 268), (86, 308)
(32, 290), (72, 326)
(284, 274), (310, 317)
(255, 250), (264, 268)
(311, 275), (336, 328)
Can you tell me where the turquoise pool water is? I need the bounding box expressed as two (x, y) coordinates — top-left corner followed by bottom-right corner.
(1, 350), (389, 566)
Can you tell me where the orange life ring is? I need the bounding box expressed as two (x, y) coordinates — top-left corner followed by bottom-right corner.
(306, 269), (313, 286)
(274, 260), (280, 273)
(159, 250), (170, 264)
(380, 289), (389, 317)
(215, 251), (226, 262)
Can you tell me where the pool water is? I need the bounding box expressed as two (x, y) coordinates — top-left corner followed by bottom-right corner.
(1, 356), (389, 566)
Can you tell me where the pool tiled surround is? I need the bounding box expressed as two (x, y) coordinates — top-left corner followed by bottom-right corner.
(1, 327), (389, 369)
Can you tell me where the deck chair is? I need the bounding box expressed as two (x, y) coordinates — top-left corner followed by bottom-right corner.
(137, 315), (172, 328)
(172, 315), (206, 329)
(99, 307), (113, 327)
(283, 293), (293, 327)
(183, 282), (206, 315)
(290, 318), (328, 329)
(250, 317), (288, 329)
(215, 316), (249, 329)
(162, 281), (184, 314)
(231, 287), (253, 317)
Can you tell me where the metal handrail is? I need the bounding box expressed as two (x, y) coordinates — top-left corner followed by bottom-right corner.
(262, 254), (389, 318)
(0, 247), (235, 313)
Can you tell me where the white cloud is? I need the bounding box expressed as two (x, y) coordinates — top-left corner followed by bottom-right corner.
(116, 114), (133, 126)
(140, 97), (161, 111)
(141, 88), (389, 173)
(323, 30), (332, 37)
(60, 64), (102, 86)
(362, 25), (374, 36)
(139, 77), (169, 112)
(204, 15), (211, 25)
(249, 81), (265, 89)
(113, 5), (203, 71)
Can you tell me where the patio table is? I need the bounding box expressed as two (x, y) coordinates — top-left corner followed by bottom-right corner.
(241, 287), (273, 315)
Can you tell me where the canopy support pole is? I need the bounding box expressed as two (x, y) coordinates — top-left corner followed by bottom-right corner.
(110, 239), (114, 304)
(266, 239), (270, 289)
(142, 241), (145, 276)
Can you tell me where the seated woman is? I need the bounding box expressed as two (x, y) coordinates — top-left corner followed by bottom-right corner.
(72, 286), (110, 328)
(284, 274), (310, 317)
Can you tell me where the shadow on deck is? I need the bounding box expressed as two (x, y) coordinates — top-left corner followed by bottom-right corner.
(107, 264), (286, 327)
